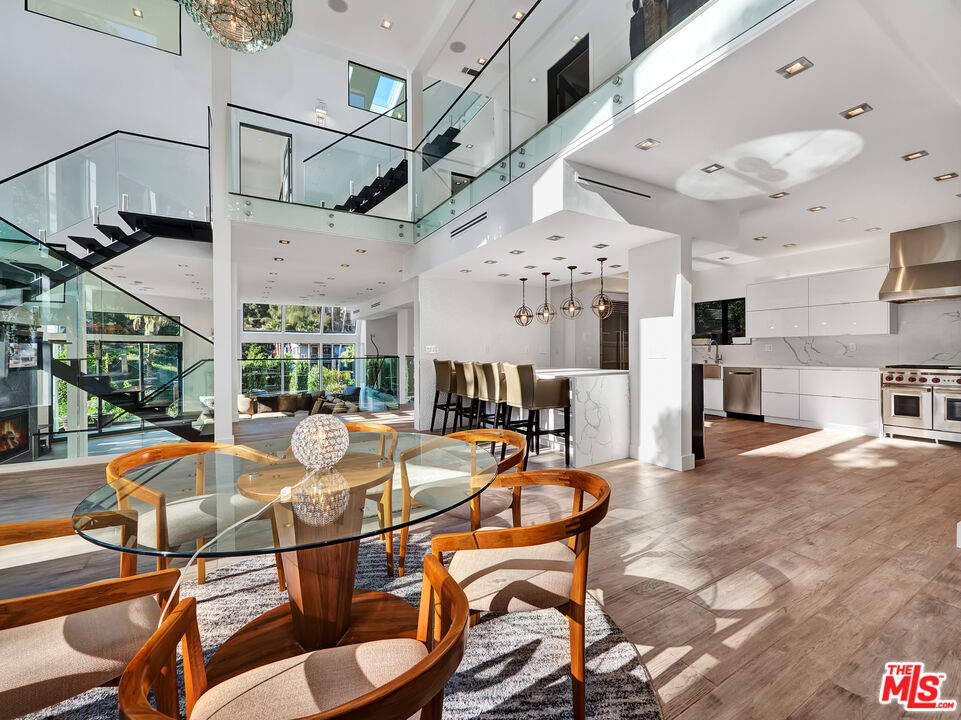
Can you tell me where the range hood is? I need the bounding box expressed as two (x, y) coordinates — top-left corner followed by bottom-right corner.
(879, 220), (961, 302)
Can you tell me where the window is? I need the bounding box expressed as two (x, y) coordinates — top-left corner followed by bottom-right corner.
(243, 303), (282, 332)
(86, 311), (181, 336)
(348, 62), (407, 120)
(694, 298), (746, 345)
(323, 307), (356, 334)
(285, 305), (321, 333)
(26, 0), (182, 54)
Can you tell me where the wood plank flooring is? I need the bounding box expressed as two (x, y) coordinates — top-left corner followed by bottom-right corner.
(1, 414), (959, 720)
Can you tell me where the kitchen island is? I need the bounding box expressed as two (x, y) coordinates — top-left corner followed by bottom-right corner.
(534, 368), (630, 468)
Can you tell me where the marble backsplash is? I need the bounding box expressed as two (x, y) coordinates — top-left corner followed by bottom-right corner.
(692, 299), (961, 368)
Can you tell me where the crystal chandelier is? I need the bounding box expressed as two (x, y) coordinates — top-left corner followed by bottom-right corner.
(536, 272), (556, 324)
(514, 277), (533, 326)
(560, 266), (583, 319)
(592, 257), (614, 319)
(182, 0), (293, 53)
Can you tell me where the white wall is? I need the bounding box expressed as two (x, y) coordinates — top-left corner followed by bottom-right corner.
(416, 277), (551, 429)
(366, 315), (399, 355)
(139, 293), (213, 339)
(0, 4), (211, 178)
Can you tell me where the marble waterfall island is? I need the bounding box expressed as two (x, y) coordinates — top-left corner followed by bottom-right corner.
(535, 368), (630, 468)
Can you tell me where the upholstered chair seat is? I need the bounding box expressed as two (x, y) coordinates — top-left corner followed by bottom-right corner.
(0, 597), (162, 720)
(189, 639), (428, 720)
(137, 493), (265, 550)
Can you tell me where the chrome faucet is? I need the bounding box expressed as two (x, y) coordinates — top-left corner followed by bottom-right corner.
(708, 338), (722, 365)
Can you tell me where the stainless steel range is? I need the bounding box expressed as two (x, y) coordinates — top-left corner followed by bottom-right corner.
(881, 365), (961, 442)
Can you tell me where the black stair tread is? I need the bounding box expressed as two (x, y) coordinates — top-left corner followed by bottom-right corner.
(442, 126), (460, 139)
(69, 236), (107, 253)
(119, 211), (212, 242)
(94, 224), (128, 242)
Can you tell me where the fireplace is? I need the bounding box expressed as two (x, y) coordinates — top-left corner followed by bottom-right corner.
(0, 409), (31, 463)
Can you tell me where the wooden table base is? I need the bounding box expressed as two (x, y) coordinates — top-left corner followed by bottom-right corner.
(205, 590), (419, 687)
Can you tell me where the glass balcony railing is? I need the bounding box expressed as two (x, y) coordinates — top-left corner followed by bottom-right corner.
(227, 0), (797, 244)
(239, 355), (407, 412)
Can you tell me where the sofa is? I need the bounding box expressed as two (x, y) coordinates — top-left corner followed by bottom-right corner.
(237, 391), (359, 419)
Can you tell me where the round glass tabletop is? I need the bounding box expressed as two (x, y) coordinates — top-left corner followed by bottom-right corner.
(72, 432), (497, 558)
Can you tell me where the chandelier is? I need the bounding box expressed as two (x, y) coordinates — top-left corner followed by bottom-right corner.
(536, 272), (556, 324)
(560, 266), (583, 319)
(592, 257), (614, 319)
(182, 0), (293, 53)
(514, 277), (533, 326)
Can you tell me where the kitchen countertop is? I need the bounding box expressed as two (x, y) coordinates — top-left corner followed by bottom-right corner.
(535, 367), (630, 377)
(696, 363), (880, 372)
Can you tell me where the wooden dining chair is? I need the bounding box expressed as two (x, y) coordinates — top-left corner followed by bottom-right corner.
(344, 422), (400, 576)
(118, 553), (469, 720)
(431, 469), (611, 720)
(107, 442), (282, 586)
(395, 429), (526, 578)
(0, 518), (179, 720)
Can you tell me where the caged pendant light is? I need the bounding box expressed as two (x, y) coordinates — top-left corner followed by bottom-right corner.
(182, 0), (292, 53)
(560, 265), (583, 319)
(591, 257), (614, 319)
(514, 277), (534, 326)
(535, 272), (556, 324)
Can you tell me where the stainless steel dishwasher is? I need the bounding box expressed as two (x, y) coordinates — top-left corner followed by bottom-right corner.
(723, 367), (761, 415)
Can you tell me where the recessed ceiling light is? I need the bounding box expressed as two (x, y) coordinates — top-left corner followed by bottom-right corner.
(460, 269), (472, 273)
(571, 34), (581, 42)
(550, 278), (561, 282)
(329, 276), (336, 279)
(701, 163), (724, 173)
(524, 264), (536, 269)
(355, 248), (367, 253)
(807, 206), (826, 212)
(753, 236), (767, 241)
(783, 243), (797, 248)
(865, 227), (882, 232)
(769, 191), (790, 199)
(719, 256), (730, 260)
(552, 256), (566, 261)
(484, 260), (497, 264)
(635, 138), (660, 151)
(902, 150), (929, 161)
(132, 8), (143, 18)
(278, 239), (290, 244)
(273, 257), (284, 261)
(509, 249), (524, 255)
(609, 264), (622, 268)
(477, 57), (487, 65)
(840, 103), (873, 119)
(466, 143), (474, 149)
(513, 10), (525, 20)
(340, 263), (350, 267)
(934, 172), (959, 182)
(580, 271), (593, 275)
(498, 273), (509, 277)
(775, 56), (813, 78)
(593, 243), (609, 248)
(547, 235), (563, 241)
(381, 18), (392, 29)
(838, 217), (856, 222)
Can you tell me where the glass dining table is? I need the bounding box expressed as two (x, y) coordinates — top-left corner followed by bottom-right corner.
(71, 432), (496, 682)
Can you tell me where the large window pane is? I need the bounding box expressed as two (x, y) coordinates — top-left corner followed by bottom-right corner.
(323, 306), (356, 334)
(86, 311), (181, 336)
(27, 0), (181, 54)
(243, 303), (282, 332)
(285, 305), (321, 333)
(348, 62), (407, 120)
(240, 343), (282, 393)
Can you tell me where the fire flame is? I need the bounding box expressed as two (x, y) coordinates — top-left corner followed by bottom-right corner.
(0, 421), (26, 453)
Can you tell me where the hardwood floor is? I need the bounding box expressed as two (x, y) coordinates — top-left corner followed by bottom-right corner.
(1, 414), (959, 719)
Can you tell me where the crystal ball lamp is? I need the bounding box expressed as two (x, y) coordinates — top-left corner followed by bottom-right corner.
(292, 469), (350, 527)
(290, 414), (349, 470)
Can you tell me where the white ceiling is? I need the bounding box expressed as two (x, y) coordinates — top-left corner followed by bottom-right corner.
(568, 0), (961, 264)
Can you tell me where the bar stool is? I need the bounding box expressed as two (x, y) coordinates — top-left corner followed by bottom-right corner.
(453, 361), (479, 430)
(473, 361), (505, 428)
(431, 359), (457, 434)
(502, 362), (571, 468)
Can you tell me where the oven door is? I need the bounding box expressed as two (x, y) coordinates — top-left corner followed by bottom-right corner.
(933, 388), (961, 433)
(882, 384), (932, 429)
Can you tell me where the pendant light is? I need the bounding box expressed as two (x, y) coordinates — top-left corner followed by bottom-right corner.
(182, 0), (292, 53)
(560, 265), (583, 319)
(514, 278), (534, 326)
(535, 272), (556, 324)
(592, 257), (614, 319)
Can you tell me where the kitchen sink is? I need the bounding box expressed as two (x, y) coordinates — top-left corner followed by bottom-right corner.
(703, 364), (722, 379)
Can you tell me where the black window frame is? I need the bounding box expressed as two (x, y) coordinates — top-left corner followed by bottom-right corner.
(346, 60), (408, 121)
(693, 297), (745, 345)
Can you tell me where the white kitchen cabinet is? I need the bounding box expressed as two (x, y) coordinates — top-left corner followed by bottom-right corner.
(746, 276), (809, 311)
(799, 395), (880, 435)
(762, 391), (800, 419)
(704, 378), (724, 413)
(808, 266), (887, 306)
(799, 368), (880, 401)
(746, 307), (809, 338)
(809, 301), (894, 337)
(762, 368), (799, 394)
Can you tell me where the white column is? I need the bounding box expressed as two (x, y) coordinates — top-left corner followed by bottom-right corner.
(628, 236), (694, 471)
(210, 44), (236, 444)
(396, 308), (410, 405)
(406, 70), (424, 222)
